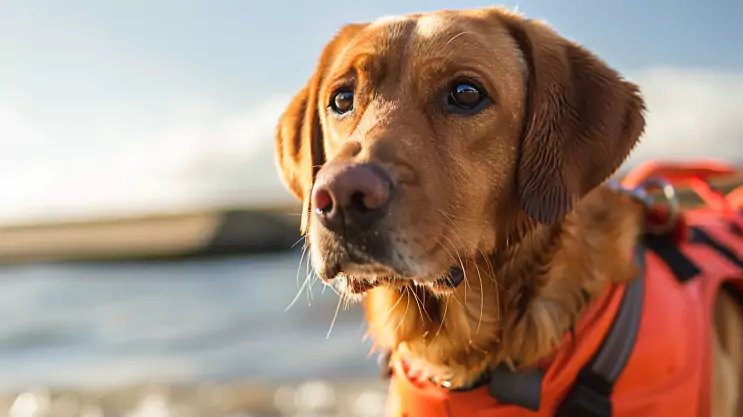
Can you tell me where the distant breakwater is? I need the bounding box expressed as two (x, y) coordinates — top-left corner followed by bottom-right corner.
(0, 206), (304, 265)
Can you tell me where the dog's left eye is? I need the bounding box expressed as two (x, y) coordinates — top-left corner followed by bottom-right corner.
(446, 82), (488, 113)
(330, 90), (354, 115)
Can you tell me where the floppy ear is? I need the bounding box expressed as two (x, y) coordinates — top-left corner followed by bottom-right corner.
(275, 23), (368, 234)
(498, 12), (646, 224)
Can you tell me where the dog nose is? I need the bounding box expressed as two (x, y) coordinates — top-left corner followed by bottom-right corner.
(311, 163), (392, 233)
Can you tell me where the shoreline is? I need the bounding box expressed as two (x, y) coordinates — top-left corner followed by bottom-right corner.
(0, 378), (389, 417)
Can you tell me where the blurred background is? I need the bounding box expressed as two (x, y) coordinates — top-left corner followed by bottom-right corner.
(0, 0), (741, 416)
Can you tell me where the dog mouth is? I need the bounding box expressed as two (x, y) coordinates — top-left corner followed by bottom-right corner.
(334, 265), (466, 297)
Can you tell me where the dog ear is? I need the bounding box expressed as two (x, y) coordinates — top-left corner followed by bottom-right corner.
(498, 12), (646, 224)
(275, 23), (368, 234)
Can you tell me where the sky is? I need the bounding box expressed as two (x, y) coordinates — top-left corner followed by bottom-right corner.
(1, 0), (742, 224)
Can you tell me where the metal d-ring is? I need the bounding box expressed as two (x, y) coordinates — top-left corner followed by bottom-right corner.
(607, 179), (652, 208)
(607, 177), (681, 236)
(638, 178), (681, 235)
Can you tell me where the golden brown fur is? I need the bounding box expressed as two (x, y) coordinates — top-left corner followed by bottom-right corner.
(275, 6), (743, 414)
(364, 187), (643, 386)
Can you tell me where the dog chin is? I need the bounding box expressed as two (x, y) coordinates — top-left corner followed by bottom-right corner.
(323, 261), (405, 301)
(329, 264), (467, 301)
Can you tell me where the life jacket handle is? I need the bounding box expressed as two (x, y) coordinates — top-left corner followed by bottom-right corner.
(622, 160), (739, 213)
(728, 185), (743, 211)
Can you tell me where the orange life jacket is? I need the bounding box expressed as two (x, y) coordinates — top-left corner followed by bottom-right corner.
(384, 161), (743, 417)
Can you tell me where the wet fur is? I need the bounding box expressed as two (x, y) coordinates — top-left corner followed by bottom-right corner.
(275, 6), (743, 414)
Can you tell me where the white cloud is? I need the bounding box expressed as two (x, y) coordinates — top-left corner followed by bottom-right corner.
(0, 95), (294, 224)
(625, 66), (743, 167)
(0, 66), (740, 225)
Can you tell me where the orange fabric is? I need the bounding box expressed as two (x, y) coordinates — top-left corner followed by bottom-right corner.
(621, 160), (739, 213)
(385, 202), (743, 417)
(621, 160), (737, 189)
(728, 185), (743, 211)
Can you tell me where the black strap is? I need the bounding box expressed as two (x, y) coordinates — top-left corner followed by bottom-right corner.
(487, 365), (544, 411)
(644, 233), (700, 282)
(554, 244), (645, 417)
(689, 226), (743, 269)
(645, 222), (743, 284)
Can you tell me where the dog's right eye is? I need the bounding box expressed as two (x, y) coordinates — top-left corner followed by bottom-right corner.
(445, 80), (490, 114)
(330, 90), (354, 115)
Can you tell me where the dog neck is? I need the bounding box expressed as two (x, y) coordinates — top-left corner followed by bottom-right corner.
(363, 186), (644, 388)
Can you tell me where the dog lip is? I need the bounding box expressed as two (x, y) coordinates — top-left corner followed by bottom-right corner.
(336, 274), (399, 295)
(434, 266), (465, 288)
(346, 276), (379, 293)
(337, 266), (465, 298)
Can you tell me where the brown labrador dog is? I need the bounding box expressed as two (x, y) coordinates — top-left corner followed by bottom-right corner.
(275, 7), (743, 416)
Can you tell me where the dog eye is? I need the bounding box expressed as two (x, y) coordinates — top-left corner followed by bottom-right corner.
(446, 82), (487, 113)
(330, 90), (354, 115)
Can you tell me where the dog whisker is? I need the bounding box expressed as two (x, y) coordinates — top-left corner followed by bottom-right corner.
(297, 242), (308, 288)
(442, 233), (469, 293)
(381, 286), (406, 327)
(392, 288), (412, 334)
(411, 286), (432, 323)
(291, 234), (307, 249)
(441, 224), (486, 330)
(286, 244), (312, 312)
(438, 214), (478, 300)
(435, 227), (471, 313)
(477, 247), (502, 323)
(437, 208), (472, 223)
(326, 291), (344, 339)
(444, 30), (473, 48)
(433, 293), (451, 341)
(473, 260), (485, 332)
(285, 274), (310, 312)
(305, 252), (315, 305)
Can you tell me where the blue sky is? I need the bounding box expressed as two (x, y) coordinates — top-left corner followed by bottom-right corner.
(1, 1), (742, 223)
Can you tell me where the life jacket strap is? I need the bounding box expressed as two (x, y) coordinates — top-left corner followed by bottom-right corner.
(377, 243), (646, 416)
(553, 243), (645, 417)
(483, 244), (646, 415)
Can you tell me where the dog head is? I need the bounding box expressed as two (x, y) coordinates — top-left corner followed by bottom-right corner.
(275, 7), (645, 299)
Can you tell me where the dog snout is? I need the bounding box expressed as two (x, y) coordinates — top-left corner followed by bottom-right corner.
(312, 162), (393, 234)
